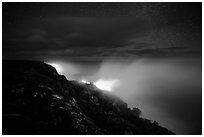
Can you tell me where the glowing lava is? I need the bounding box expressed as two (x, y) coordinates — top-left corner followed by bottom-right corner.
(81, 79), (90, 84)
(48, 63), (63, 74)
(93, 79), (120, 92)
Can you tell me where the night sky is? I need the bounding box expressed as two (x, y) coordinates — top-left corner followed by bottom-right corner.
(2, 2), (202, 135)
(3, 2), (202, 60)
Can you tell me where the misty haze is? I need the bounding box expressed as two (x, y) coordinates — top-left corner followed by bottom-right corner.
(47, 57), (201, 134)
(2, 2), (202, 135)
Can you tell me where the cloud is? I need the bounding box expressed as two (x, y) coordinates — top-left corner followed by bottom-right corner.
(3, 16), (150, 54)
(3, 15), (201, 60)
(76, 57), (201, 134)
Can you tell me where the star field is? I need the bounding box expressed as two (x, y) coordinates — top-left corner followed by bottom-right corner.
(3, 2), (202, 60)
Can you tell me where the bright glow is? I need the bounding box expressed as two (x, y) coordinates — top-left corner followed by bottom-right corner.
(49, 63), (63, 73)
(81, 79), (90, 84)
(93, 79), (120, 92)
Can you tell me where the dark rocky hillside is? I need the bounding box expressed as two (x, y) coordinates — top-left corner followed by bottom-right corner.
(2, 60), (175, 135)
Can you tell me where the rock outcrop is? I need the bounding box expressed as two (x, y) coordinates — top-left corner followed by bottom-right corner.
(2, 60), (175, 135)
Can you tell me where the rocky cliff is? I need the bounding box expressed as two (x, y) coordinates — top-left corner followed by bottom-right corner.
(2, 60), (175, 135)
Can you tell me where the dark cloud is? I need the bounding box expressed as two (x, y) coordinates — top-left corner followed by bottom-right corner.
(3, 2), (202, 60)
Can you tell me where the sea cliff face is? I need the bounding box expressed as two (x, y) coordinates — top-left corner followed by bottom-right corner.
(2, 60), (175, 135)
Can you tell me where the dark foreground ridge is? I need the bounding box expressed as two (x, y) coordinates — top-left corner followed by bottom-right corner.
(2, 60), (175, 135)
